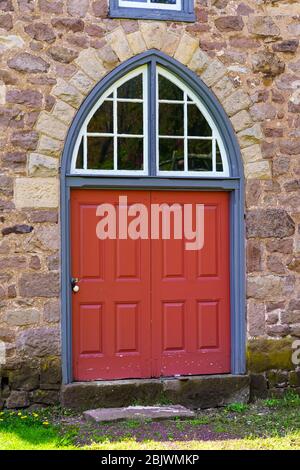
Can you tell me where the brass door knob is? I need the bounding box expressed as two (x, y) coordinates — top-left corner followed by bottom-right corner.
(71, 278), (80, 293)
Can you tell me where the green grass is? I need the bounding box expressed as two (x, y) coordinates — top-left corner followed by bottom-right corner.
(83, 434), (300, 450)
(264, 391), (300, 409)
(1, 393), (300, 450)
(0, 410), (75, 450)
(224, 402), (249, 413)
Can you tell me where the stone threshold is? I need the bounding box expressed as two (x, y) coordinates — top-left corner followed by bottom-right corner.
(61, 374), (250, 411)
(84, 405), (196, 423)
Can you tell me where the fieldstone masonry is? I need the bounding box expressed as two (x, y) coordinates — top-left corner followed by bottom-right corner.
(0, 0), (300, 408)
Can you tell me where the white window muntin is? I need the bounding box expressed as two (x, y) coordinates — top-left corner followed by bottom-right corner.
(156, 66), (229, 178)
(71, 65), (148, 176)
(71, 64), (229, 178)
(118, 0), (181, 11)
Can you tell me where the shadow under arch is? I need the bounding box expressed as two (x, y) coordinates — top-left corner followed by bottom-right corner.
(60, 50), (246, 383)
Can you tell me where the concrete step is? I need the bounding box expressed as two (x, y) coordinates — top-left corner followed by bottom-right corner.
(61, 374), (250, 411)
(84, 405), (196, 423)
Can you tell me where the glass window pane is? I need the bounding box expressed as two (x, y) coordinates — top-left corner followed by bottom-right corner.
(76, 138), (83, 169)
(87, 101), (113, 133)
(118, 138), (143, 170)
(216, 141), (223, 172)
(87, 137), (113, 170)
(118, 74), (143, 99)
(118, 102), (143, 135)
(188, 139), (212, 172)
(159, 138), (184, 171)
(159, 103), (183, 136)
(158, 75), (183, 101)
(188, 104), (212, 137)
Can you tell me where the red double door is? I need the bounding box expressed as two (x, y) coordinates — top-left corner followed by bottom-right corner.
(71, 189), (231, 381)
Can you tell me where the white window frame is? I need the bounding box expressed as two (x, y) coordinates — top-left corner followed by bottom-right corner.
(109, 0), (195, 22)
(156, 66), (229, 178)
(70, 66), (148, 176)
(70, 65), (229, 178)
(118, 0), (181, 11)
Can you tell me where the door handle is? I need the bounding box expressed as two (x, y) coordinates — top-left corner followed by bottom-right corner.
(71, 278), (80, 293)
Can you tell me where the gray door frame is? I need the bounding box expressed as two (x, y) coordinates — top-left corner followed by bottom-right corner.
(60, 51), (246, 384)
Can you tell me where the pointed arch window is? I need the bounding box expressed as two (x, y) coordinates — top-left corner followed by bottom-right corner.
(71, 64), (229, 177)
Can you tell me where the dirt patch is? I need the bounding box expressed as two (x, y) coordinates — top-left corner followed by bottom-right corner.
(58, 413), (238, 446)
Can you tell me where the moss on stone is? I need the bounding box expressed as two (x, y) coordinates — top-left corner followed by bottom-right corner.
(41, 356), (60, 371)
(247, 338), (295, 373)
(266, 370), (288, 387)
(40, 356), (61, 385)
(30, 389), (60, 405)
(289, 371), (300, 387)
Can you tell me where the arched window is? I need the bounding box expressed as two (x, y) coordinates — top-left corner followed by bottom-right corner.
(71, 63), (229, 177)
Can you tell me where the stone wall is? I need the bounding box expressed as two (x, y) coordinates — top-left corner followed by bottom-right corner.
(0, 0), (299, 408)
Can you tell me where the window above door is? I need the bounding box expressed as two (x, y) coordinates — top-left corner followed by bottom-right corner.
(109, 0), (195, 22)
(71, 63), (229, 178)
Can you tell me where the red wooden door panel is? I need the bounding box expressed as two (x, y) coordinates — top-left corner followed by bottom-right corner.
(151, 191), (231, 376)
(71, 189), (230, 381)
(71, 189), (151, 380)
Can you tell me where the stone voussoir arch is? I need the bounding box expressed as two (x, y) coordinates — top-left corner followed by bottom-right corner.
(29, 24), (270, 191)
